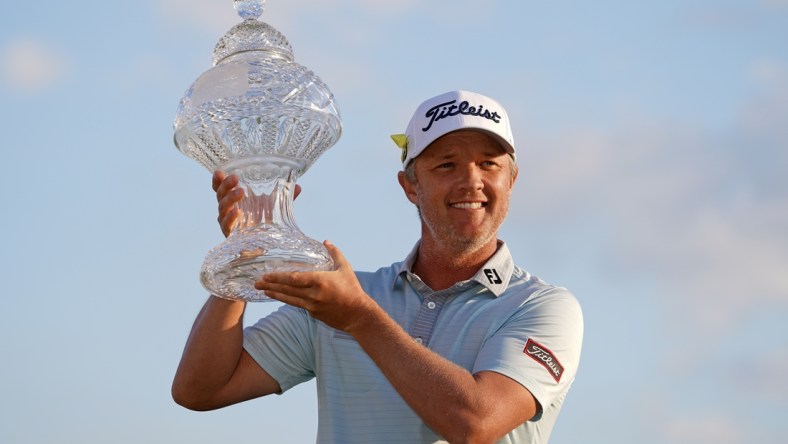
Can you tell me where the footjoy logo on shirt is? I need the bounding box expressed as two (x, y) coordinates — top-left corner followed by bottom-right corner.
(483, 268), (502, 284)
(422, 100), (502, 132)
(524, 338), (564, 383)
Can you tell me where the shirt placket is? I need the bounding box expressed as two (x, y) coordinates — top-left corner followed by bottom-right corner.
(411, 293), (449, 345)
(406, 274), (468, 346)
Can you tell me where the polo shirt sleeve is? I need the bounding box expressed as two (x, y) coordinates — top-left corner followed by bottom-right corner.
(472, 286), (583, 418)
(243, 304), (317, 393)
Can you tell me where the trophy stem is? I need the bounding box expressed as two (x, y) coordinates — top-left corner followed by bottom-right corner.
(227, 155), (301, 231)
(200, 155), (333, 302)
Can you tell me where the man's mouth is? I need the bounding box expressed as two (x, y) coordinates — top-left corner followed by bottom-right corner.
(450, 202), (486, 209)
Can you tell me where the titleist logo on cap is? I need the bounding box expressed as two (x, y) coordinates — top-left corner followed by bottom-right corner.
(393, 90), (516, 167)
(422, 100), (502, 132)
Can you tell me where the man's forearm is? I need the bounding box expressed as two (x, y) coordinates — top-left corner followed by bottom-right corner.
(349, 305), (524, 444)
(171, 296), (247, 409)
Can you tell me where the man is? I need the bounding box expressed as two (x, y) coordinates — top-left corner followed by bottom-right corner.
(172, 90), (583, 444)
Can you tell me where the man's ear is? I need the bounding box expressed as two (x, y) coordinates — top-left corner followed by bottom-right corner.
(398, 171), (418, 205)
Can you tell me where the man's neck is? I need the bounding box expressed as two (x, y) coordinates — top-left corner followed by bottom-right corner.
(411, 237), (499, 291)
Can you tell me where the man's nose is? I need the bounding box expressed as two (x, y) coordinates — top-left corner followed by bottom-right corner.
(458, 165), (484, 191)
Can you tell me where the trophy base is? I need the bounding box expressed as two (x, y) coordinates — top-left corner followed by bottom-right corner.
(200, 225), (333, 302)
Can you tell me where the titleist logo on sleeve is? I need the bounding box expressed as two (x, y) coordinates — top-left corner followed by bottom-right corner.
(524, 338), (564, 383)
(421, 100), (502, 132)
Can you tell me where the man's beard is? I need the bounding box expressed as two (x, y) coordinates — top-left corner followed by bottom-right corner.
(416, 203), (506, 258)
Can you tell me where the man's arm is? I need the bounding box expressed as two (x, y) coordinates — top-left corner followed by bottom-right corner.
(171, 171), (282, 410)
(171, 296), (281, 410)
(256, 242), (537, 443)
(351, 301), (537, 443)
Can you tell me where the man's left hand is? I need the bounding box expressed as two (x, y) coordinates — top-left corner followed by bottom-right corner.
(254, 241), (376, 333)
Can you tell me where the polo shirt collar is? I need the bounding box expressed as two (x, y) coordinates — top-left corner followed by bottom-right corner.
(394, 241), (515, 297)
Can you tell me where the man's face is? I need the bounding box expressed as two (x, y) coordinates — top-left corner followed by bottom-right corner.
(399, 130), (518, 253)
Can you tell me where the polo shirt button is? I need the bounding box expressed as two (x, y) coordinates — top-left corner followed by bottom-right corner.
(427, 301), (436, 309)
(415, 337), (423, 344)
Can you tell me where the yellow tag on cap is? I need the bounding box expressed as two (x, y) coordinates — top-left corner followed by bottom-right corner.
(390, 134), (408, 162)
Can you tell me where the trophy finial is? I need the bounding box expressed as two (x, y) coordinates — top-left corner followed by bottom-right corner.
(234, 0), (265, 21)
(213, 0), (291, 66)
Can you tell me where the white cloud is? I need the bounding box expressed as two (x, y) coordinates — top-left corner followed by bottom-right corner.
(275, 0), (421, 17)
(113, 53), (178, 93)
(663, 415), (745, 444)
(734, 345), (788, 406)
(742, 58), (788, 143)
(657, 200), (788, 328)
(154, 0), (238, 34)
(1, 37), (71, 93)
(749, 58), (788, 86)
(152, 0), (421, 35)
(153, 0), (448, 41)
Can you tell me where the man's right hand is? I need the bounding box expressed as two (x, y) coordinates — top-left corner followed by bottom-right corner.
(212, 171), (244, 237)
(212, 171), (302, 237)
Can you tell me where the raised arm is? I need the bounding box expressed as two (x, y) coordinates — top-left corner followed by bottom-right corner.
(171, 171), (282, 410)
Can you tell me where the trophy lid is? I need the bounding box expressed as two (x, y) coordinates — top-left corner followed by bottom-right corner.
(213, 0), (293, 66)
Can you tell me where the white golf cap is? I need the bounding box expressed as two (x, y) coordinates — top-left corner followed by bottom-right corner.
(391, 90), (516, 167)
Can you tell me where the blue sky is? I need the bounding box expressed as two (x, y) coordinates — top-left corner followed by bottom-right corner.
(1, 1), (787, 443)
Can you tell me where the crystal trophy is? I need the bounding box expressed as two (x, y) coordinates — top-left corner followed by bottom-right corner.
(173, 0), (342, 302)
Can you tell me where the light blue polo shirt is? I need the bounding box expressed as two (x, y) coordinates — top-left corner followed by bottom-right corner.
(243, 242), (583, 444)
